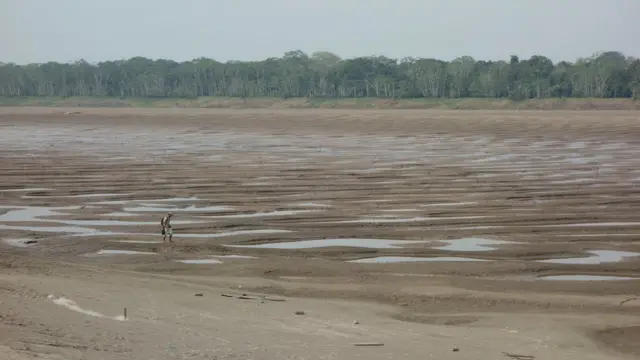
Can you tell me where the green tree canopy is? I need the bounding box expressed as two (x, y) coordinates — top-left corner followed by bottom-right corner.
(0, 51), (637, 99)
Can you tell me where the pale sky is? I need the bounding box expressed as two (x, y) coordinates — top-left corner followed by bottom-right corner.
(1, 0), (639, 65)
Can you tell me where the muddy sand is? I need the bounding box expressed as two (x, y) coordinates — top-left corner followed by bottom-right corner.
(1, 107), (640, 359)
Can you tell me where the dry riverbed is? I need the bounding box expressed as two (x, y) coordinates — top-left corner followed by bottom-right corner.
(1, 107), (640, 359)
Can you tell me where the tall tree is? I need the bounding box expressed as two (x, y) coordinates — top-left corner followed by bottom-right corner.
(0, 51), (637, 100)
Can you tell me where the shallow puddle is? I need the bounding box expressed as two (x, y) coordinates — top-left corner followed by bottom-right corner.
(88, 200), (131, 205)
(226, 238), (427, 249)
(137, 203), (177, 208)
(0, 206), (207, 226)
(567, 141), (587, 149)
(93, 197), (201, 205)
(540, 222), (640, 228)
(550, 178), (593, 184)
(142, 197), (201, 202)
(375, 180), (407, 185)
(555, 234), (639, 237)
(90, 229), (292, 239)
(104, 212), (138, 217)
(124, 205), (233, 213)
(538, 250), (640, 264)
(349, 256), (489, 263)
(0, 207), (61, 222)
(112, 240), (162, 244)
(213, 255), (256, 259)
(0, 224), (97, 234)
(471, 154), (517, 163)
(209, 209), (320, 219)
(199, 229), (292, 237)
(291, 202), (332, 208)
(22, 192), (135, 199)
(565, 157), (590, 165)
(435, 238), (510, 252)
(0, 187), (53, 192)
(538, 275), (637, 281)
(420, 202), (478, 207)
(91, 249), (156, 255)
(61, 218), (205, 226)
(336, 217), (429, 224)
(175, 259), (223, 264)
(0, 206), (81, 222)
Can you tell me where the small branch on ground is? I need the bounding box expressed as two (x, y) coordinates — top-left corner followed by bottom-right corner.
(620, 297), (638, 306)
(221, 293), (286, 302)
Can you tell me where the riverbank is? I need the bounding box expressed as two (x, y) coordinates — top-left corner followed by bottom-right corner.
(1, 96), (638, 110)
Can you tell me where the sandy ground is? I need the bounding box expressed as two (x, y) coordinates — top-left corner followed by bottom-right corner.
(1, 107), (640, 359)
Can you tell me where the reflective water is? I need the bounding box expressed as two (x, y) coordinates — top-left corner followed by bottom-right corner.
(540, 222), (640, 228)
(142, 197), (201, 202)
(291, 202), (333, 208)
(420, 202), (478, 207)
(112, 240), (162, 244)
(335, 216), (488, 224)
(58, 218), (206, 226)
(105, 212), (137, 217)
(209, 209), (321, 219)
(92, 249), (156, 255)
(22, 192), (135, 199)
(90, 197), (202, 205)
(538, 275), (637, 281)
(349, 256), (489, 263)
(538, 250), (640, 264)
(0, 205), (207, 226)
(435, 238), (510, 252)
(0, 224), (98, 234)
(0, 206), (80, 222)
(84, 229), (292, 238)
(336, 217), (429, 224)
(124, 205), (233, 213)
(226, 238), (427, 249)
(213, 255), (256, 259)
(176, 259), (223, 264)
(0, 187), (53, 192)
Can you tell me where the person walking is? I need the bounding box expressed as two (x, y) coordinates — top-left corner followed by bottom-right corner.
(161, 212), (174, 243)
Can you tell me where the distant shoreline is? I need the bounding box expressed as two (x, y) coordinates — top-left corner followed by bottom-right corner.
(0, 97), (638, 110)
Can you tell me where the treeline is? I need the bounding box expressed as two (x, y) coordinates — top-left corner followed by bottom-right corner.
(1, 50), (639, 100)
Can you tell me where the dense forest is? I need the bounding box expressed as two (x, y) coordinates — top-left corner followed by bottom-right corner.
(1, 51), (639, 100)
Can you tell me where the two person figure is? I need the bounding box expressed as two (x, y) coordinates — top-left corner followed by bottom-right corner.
(160, 212), (173, 242)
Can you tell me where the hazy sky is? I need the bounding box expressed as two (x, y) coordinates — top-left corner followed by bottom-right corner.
(2, 0), (639, 64)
